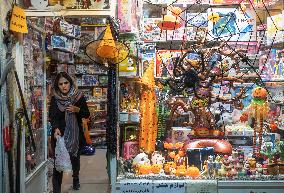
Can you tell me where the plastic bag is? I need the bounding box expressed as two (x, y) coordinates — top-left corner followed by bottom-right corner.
(55, 137), (72, 172)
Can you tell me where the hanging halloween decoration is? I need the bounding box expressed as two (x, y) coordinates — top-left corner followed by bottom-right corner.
(138, 59), (158, 153)
(85, 24), (129, 66)
(157, 6), (182, 30)
(247, 87), (269, 155)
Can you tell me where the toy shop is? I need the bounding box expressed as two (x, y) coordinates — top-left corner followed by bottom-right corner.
(0, 0), (284, 193)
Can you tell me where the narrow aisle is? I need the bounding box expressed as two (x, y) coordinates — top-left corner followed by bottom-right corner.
(61, 149), (110, 193)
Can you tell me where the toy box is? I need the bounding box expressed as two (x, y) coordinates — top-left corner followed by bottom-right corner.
(186, 147), (214, 170)
(123, 125), (139, 142)
(123, 141), (139, 160)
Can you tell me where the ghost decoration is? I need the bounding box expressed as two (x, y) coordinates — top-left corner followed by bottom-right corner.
(151, 151), (165, 165)
(232, 109), (242, 123)
(132, 153), (150, 167)
(217, 112), (233, 127)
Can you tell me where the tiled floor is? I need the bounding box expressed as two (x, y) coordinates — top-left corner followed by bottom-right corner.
(61, 149), (110, 193)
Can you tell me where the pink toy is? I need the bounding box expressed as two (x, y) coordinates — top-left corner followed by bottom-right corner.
(123, 141), (139, 160)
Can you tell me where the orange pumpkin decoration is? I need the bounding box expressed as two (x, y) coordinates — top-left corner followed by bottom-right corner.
(175, 165), (187, 176)
(138, 164), (152, 175)
(194, 127), (210, 137)
(269, 121), (278, 132)
(174, 154), (181, 162)
(151, 164), (162, 174)
(252, 87), (267, 99)
(186, 165), (200, 178)
(175, 142), (184, 149)
(178, 150), (185, 157)
(164, 162), (176, 173)
(163, 142), (169, 149)
(211, 129), (221, 137)
(240, 112), (248, 122)
(169, 151), (176, 159)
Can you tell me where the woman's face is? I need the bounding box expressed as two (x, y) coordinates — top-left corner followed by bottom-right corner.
(58, 77), (71, 94)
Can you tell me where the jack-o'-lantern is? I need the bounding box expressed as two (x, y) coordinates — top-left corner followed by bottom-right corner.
(169, 151), (176, 159)
(164, 162), (176, 173)
(138, 164), (152, 175)
(174, 154), (181, 162)
(175, 165), (187, 176)
(151, 164), (163, 174)
(175, 142), (184, 149)
(186, 165), (200, 178)
(252, 87), (267, 99)
(194, 127), (210, 137)
(164, 142), (174, 149)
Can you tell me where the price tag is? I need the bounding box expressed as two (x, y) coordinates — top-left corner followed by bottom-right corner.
(119, 179), (153, 193)
(9, 5), (28, 33)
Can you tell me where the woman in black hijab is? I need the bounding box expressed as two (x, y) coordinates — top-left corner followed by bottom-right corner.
(49, 72), (90, 192)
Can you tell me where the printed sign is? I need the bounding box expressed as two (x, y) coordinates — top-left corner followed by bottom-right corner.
(208, 8), (256, 41)
(186, 180), (217, 193)
(153, 180), (185, 193)
(9, 5), (28, 33)
(267, 12), (284, 45)
(118, 179), (153, 193)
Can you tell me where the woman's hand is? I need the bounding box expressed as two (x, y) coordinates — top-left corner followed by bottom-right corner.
(66, 105), (80, 113)
(54, 128), (61, 139)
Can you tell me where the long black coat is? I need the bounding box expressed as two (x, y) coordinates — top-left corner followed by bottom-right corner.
(49, 95), (90, 150)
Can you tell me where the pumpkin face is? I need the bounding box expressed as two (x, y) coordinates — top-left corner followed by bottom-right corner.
(138, 164), (152, 175)
(169, 151), (176, 159)
(194, 127), (210, 137)
(186, 165), (200, 178)
(252, 87), (267, 99)
(164, 162), (176, 173)
(175, 142), (184, 149)
(151, 164), (162, 174)
(175, 165), (187, 176)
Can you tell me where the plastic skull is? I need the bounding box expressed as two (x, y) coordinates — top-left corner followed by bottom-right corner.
(133, 153), (150, 166)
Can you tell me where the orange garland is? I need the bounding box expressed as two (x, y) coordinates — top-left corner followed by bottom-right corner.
(139, 60), (158, 153)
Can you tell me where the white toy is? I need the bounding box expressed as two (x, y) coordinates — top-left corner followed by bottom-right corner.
(151, 151), (165, 165)
(133, 152), (150, 167)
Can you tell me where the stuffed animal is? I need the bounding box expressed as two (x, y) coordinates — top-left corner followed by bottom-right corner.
(151, 151), (165, 165)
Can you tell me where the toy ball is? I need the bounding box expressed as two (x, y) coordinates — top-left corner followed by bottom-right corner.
(81, 145), (96, 155)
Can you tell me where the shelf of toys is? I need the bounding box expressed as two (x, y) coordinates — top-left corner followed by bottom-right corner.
(114, 1), (284, 193)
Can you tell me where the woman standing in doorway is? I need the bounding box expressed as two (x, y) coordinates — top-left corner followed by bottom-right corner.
(49, 72), (90, 192)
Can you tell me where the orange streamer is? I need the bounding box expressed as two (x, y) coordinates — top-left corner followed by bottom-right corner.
(139, 60), (158, 153)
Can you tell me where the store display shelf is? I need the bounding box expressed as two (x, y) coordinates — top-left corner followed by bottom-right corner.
(262, 42), (284, 49)
(75, 73), (107, 75)
(25, 9), (114, 17)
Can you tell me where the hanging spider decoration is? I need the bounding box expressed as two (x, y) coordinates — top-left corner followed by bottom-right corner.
(161, 40), (247, 107)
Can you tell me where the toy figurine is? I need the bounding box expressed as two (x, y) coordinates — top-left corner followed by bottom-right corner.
(214, 155), (222, 177)
(207, 155), (215, 178)
(255, 163), (263, 177)
(260, 142), (277, 163)
(276, 141), (284, 163)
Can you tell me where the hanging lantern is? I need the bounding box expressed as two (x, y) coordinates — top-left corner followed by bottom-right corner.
(157, 7), (182, 30)
(85, 24), (129, 65)
(96, 24), (119, 59)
